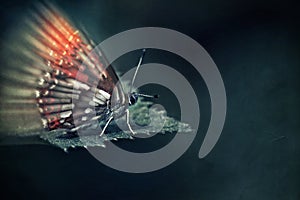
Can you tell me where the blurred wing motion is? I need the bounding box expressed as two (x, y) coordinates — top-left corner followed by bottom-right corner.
(0, 2), (193, 150)
(0, 3), (124, 136)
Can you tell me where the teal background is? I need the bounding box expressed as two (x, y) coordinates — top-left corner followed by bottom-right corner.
(0, 0), (299, 199)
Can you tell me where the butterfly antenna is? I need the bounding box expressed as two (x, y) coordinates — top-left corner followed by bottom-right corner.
(136, 93), (159, 99)
(130, 49), (146, 93)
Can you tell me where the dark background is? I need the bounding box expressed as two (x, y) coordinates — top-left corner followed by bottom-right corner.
(0, 0), (299, 199)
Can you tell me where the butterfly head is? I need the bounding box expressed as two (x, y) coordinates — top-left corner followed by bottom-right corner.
(129, 92), (139, 106)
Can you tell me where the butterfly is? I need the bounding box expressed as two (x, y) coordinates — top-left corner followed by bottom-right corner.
(18, 2), (157, 137)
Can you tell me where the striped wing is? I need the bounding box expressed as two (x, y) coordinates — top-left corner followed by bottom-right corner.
(27, 3), (124, 132)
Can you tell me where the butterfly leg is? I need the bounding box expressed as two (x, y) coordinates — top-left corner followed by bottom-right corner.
(126, 109), (136, 135)
(99, 116), (113, 136)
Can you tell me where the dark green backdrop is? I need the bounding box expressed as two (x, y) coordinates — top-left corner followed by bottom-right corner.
(0, 0), (299, 199)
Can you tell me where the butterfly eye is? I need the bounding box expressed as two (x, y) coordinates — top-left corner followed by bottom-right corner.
(129, 93), (138, 106)
(101, 74), (107, 80)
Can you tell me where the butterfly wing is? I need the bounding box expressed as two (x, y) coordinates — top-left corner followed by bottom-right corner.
(0, 3), (126, 134)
